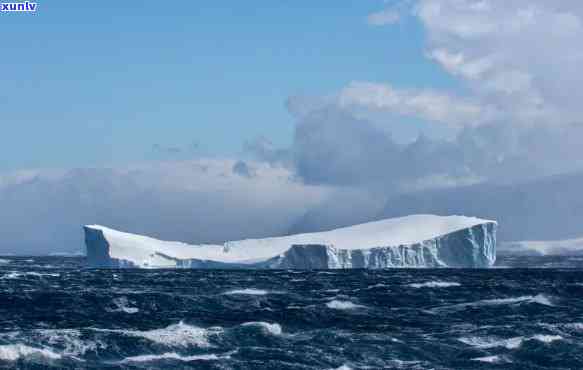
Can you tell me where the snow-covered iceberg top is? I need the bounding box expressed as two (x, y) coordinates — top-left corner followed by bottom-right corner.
(85, 214), (497, 269)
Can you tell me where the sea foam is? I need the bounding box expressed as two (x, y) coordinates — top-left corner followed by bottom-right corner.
(434, 294), (554, 312)
(326, 300), (366, 310)
(97, 321), (221, 348)
(240, 322), (282, 335)
(119, 351), (233, 363)
(0, 344), (61, 362)
(459, 334), (563, 349)
(223, 288), (271, 296)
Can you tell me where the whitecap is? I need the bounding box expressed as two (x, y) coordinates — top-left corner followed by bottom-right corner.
(471, 355), (507, 363)
(240, 322), (282, 335)
(35, 329), (106, 357)
(223, 288), (271, 296)
(459, 334), (563, 350)
(119, 351), (233, 363)
(434, 294), (554, 312)
(459, 336), (523, 349)
(0, 272), (20, 280)
(562, 323), (583, 331)
(96, 321), (221, 348)
(531, 334), (564, 344)
(108, 297), (139, 314)
(326, 300), (366, 310)
(0, 271), (59, 279)
(408, 281), (461, 288)
(0, 344), (61, 362)
(0, 259), (10, 265)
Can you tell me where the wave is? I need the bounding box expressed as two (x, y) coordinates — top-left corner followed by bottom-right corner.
(35, 329), (105, 357)
(475, 294), (554, 307)
(108, 297), (139, 314)
(0, 329), (106, 360)
(223, 288), (272, 295)
(459, 334), (563, 349)
(562, 323), (583, 331)
(434, 294), (554, 312)
(95, 321), (221, 348)
(326, 300), (366, 310)
(0, 271), (60, 280)
(0, 259), (10, 265)
(119, 351), (234, 363)
(0, 344), (61, 362)
(366, 283), (388, 289)
(240, 322), (282, 335)
(471, 355), (508, 363)
(408, 281), (461, 288)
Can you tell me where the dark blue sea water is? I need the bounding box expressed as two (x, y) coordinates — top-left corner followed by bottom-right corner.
(1, 256), (583, 369)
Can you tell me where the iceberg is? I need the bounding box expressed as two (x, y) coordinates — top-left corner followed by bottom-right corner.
(500, 236), (583, 256)
(84, 214), (497, 269)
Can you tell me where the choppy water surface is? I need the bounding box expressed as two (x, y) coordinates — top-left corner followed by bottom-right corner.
(1, 256), (583, 369)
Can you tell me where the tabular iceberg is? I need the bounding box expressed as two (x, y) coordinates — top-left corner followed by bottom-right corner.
(499, 236), (583, 256)
(84, 214), (497, 269)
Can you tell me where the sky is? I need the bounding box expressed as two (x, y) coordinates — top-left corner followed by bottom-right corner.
(2, 1), (583, 254)
(0, 1), (457, 171)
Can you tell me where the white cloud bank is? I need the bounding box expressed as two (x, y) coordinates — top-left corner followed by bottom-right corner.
(360, 0), (583, 127)
(0, 160), (330, 255)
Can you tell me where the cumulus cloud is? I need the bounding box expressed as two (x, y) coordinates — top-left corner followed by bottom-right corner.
(296, 0), (583, 189)
(338, 81), (494, 127)
(278, 98), (583, 191)
(286, 103), (490, 189)
(360, 0), (583, 126)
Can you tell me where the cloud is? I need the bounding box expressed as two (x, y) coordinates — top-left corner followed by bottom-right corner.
(358, 1), (583, 127)
(0, 160), (329, 255)
(292, 106), (401, 187)
(286, 1), (583, 192)
(232, 160), (255, 178)
(278, 97), (583, 191)
(244, 136), (292, 167)
(287, 104), (493, 189)
(415, 0), (583, 125)
(338, 81), (494, 127)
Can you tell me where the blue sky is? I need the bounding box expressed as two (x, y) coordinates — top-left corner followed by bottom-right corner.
(0, 1), (458, 171)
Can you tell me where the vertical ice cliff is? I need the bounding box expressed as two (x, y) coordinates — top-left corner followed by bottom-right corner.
(264, 223), (496, 268)
(84, 215), (497, 269)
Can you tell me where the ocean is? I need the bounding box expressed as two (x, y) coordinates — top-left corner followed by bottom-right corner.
(1, 256), (583, 369)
